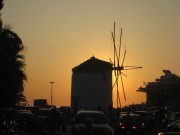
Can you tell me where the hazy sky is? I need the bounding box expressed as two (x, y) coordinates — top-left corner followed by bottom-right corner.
(2, 0), (180, 107)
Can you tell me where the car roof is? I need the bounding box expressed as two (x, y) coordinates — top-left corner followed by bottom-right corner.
(77, 110), (105, 115)
(39, 108), (52, 110)
(120, 113), (141, 117)
(135, 111), (152, 114)
(14, 109), (33, 114)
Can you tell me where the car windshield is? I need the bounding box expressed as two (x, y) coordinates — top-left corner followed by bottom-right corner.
(76, 113), (107, 124)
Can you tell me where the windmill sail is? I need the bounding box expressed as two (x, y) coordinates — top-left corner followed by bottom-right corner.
(110, 22), (142, 108)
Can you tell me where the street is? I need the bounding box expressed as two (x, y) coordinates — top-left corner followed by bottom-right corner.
(57, 126), (158, 135)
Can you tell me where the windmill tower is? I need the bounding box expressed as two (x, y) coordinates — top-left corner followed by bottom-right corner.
(71, 56), (112, 113)
(110, 22), (142, 108)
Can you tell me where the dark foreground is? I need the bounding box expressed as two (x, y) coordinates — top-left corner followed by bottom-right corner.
(1, 107), (179, 135)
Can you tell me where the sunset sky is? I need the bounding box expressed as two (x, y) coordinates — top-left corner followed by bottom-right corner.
(2, 0), (180, 108)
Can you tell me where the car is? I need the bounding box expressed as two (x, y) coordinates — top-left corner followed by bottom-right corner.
(158, 119), (180, 135)
(13, 109), (36, 133)
(134, 111), (156, 130)
(35, 107), (61, 133)
(72, 110), (113, 135)
(35, 108), (52, 132)
(168, 112), (180, 122)
(161, 111), (180, 129)
(114, 112), (145, 135)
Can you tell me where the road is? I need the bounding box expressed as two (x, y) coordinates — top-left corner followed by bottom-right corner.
(58, 126), (158, 135)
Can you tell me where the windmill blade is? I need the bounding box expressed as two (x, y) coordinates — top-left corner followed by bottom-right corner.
(109, 58), (113, 66)
(112, 22), (120, 67)
(117, 71), (122, 108)
(118, 27), (122, 67)
(123, 66), (143, 70)
(111, 31), (119, 66)
(120, 73), (126, 101)
(112, 80), (116, 90)
(112, 75), (117, 89)
(112, 70), (126, 105)
(121, 50), (127, 67)
(116, 74), (119, 108)
(111, 68), (121, 108)
(112, 63), (118, 90)
(112, 70), (127, 89)
(116, 81), (121, 108)
(118, 69), (127, 77)
(111, 32), (115, 47)
(121, 71), (127, 77)
(116, 70), (122, 108)
(112, 70), (119, 89)
(112, 70), (126, 108)
(118, 91), (121, 108)
(111, 31), (116, 69)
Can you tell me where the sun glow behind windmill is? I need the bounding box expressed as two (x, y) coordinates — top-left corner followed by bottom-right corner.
(110, 22), (142, 108)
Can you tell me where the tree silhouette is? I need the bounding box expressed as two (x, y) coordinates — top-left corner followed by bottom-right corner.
(0, 0), (3, 11)
(0, 0), (3, 30)
(0, 3), (27, 107)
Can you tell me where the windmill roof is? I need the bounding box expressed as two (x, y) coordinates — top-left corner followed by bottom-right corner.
(72, 56), (112, 73)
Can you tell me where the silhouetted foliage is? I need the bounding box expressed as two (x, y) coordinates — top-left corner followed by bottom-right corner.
(0, 0), (3, 30)
(0, 0), (3, 10)
(0, 24), (27, 108)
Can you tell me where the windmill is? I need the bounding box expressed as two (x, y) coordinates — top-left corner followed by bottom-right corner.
(110, 22), (142, 108)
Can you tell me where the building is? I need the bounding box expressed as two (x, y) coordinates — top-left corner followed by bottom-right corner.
(71, 56), (112, 113)
(34, 99), (47, 108)
(137, 70), (180, 109)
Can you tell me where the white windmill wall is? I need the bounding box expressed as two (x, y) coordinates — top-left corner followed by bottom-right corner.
(71, 71), (112, 113)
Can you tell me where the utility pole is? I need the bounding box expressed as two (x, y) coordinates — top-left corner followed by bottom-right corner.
(50, 81), (54, 106)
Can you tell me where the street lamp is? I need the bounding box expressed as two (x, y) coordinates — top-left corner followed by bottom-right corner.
(50, 81), (54, 106)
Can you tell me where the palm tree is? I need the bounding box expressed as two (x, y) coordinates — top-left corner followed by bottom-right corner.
(0, 25), (27, 108)
(0, 0), (3, 10)
(0, 0), (3, 31)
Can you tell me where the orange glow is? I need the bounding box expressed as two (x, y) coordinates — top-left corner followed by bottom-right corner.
(2, 0), (180, 107)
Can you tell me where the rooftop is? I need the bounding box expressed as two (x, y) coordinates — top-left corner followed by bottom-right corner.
(72, 56), (112, 73)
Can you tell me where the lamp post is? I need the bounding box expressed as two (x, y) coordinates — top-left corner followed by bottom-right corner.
(50, 81), (54, 106)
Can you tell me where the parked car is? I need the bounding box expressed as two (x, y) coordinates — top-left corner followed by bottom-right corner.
(72, 110), (113, 135)
(158, 119), (180, 135)
(13, 109), (36, 133)
(134, 111), (156, 130)
(114, 112), (145, 135)
(35, 107), (61, 133)
(168, 112), (180, 122)
(35, 108), (52, 132)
